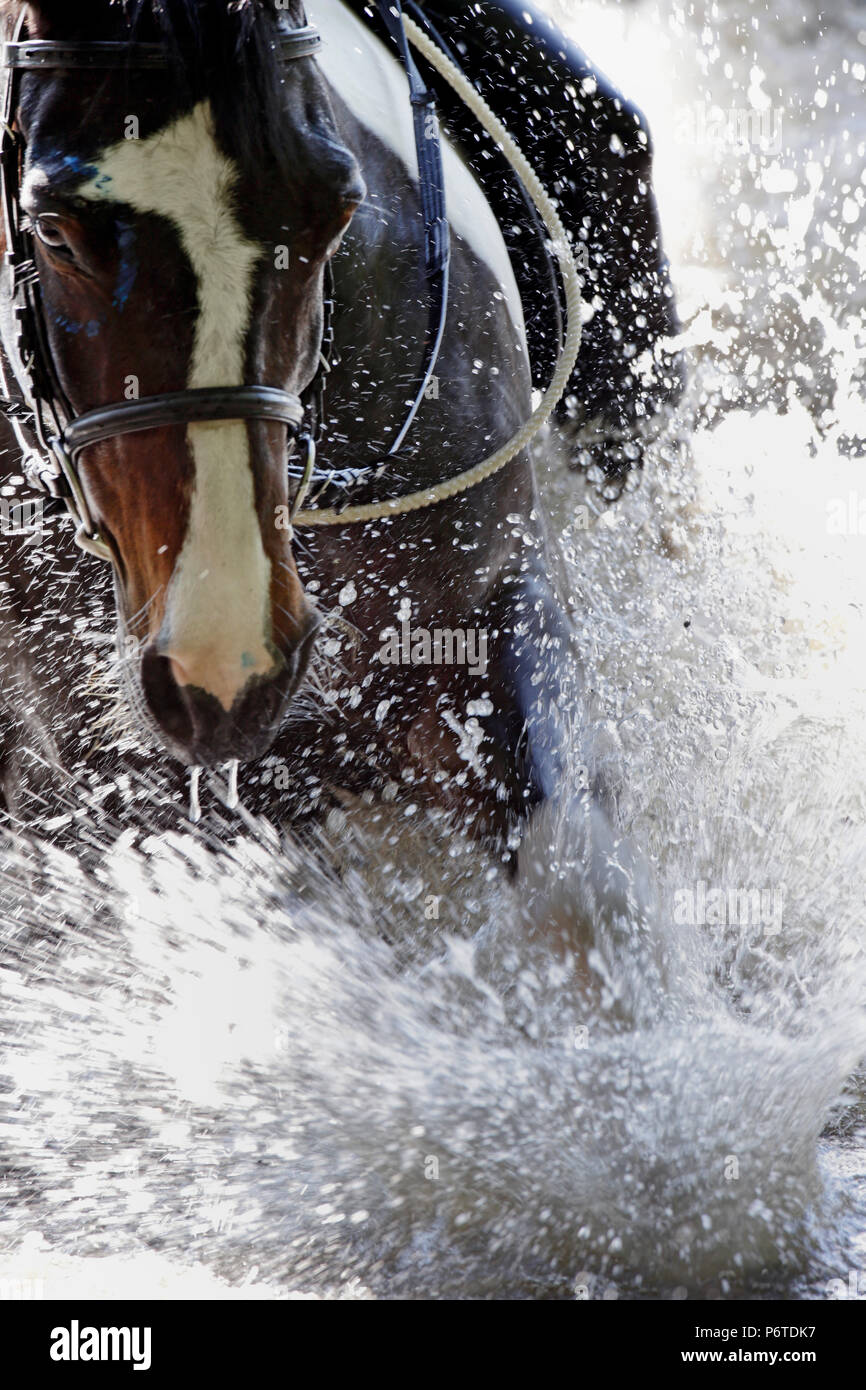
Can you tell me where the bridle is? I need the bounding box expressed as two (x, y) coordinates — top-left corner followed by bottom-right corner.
(0, 6), (581, 549)
(0, 16), (337, 561)
(0, 6), (450, 561)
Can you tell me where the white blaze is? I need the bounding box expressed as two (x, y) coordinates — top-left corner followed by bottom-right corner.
(77, 102), (275, 712)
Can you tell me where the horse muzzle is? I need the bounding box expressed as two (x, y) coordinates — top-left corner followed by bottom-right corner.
(137, 609), (320, 767)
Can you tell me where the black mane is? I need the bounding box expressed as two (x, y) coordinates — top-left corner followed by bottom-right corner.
(26, 0), (305, 174)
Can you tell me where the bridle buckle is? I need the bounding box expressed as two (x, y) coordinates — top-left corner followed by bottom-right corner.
(48, 436), (113, 561)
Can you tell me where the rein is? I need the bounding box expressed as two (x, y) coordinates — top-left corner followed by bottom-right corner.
(292, 12), (583, 527)
(0, 5), (582, 556)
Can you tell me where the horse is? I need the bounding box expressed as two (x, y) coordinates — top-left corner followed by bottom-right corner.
(0, 0), (658, 949)
(344, 0), (684, 486)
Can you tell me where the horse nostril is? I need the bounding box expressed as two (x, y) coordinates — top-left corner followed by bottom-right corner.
(140, 648), (195, 748)
(138, 615), (317, 766)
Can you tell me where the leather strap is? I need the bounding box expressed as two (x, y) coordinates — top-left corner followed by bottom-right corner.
(64, 386), (306, 458)
(2, 26), (323, 71)
(373, 0), (449, 456)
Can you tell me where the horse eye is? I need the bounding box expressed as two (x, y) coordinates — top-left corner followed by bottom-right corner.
(33, 216), (71, 252)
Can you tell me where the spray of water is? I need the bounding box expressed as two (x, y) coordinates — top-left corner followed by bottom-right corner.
(1, 0), (866, 1299)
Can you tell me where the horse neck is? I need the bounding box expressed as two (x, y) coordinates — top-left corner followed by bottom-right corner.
(315, 99), (448, 489)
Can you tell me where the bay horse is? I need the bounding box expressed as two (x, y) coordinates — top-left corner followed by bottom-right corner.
(0, 0), (656, 945)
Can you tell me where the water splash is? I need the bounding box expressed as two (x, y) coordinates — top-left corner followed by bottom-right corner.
(188, 766), (202, 825)
(1, 0), (866, 1301)
(224, 759), (239, 812)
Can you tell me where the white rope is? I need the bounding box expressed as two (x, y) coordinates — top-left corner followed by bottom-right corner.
(293, 12), (583, 528)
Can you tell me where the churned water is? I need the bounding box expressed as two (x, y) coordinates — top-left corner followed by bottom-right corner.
(1, 0), (865, 1299)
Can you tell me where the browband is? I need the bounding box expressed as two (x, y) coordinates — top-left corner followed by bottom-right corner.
(2, 26), (323, 71)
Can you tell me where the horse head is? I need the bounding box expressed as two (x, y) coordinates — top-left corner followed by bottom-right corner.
(2, 0), (365, 764)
